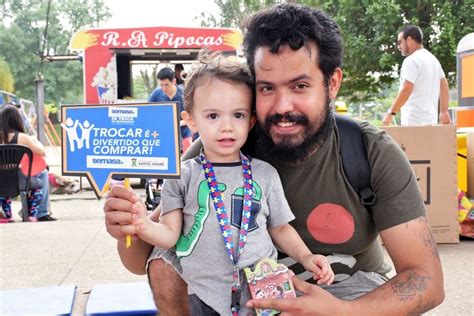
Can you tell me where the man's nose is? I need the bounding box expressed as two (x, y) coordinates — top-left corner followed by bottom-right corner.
(273, 90), (294, 114)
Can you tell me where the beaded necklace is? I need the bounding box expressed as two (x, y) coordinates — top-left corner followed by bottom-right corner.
(199, 150), (253, 315)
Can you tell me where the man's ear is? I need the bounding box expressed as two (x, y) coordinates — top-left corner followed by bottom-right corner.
(181, 111), (197, 133)
(328, 67), (343, 100)
(249, 115), (257, 130)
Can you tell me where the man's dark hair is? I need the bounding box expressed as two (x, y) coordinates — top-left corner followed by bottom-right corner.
(243, 3), (343, 85)
(157, 67), (175, 81)
(174, 64), (184, 72)
(401, 25), (423, 44)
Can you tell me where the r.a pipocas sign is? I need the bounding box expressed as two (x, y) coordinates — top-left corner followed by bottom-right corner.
(61, 103), (181, 198)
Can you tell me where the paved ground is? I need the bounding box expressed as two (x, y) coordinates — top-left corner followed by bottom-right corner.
(1, 188), (473, 315)
(1, 147), (473, 315)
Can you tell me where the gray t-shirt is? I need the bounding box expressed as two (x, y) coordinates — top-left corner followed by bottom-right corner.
(161, 157), (295, 315)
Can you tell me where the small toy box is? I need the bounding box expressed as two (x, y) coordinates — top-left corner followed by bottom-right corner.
(244, 258), (296, 315)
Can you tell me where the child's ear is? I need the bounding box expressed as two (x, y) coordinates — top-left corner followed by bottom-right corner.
(181, 111), (197, 133)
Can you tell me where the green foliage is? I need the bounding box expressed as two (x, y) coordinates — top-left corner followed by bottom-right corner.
(199, 0), (472, 102)
(0, 0), (111, 104)
(133, 72), (155, 101)
(199, 0), (276, 31)
(139, 66), (158, 96)
(0, 57), (15, 92)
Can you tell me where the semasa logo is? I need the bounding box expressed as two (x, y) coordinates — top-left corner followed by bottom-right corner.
(92, 158), (123, 164)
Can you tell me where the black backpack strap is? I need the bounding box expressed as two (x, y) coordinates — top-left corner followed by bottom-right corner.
(335, 114), (376, 207)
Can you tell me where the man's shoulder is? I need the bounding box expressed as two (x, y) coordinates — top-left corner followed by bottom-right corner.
(408, 48), (437, 64)
(402, 52), (419, 68)
(358, 120), (382, 136)
(174, 85), (184, 100)
(358, 120), (392, 147)
(148, 88), (164, 102)
(336, 117), (384, 141)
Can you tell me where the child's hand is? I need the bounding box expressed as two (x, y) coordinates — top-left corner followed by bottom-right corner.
(131, 200), (153, 240)
(302, 254), (334, 285)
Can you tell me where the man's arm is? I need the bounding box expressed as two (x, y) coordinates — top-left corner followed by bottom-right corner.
(350, 215), (444, 314)
(247, 216), (444, 315)
(382, 80), (414, 126)
(439, 77), (451, 124)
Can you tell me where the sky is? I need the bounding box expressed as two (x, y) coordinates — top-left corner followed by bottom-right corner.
(102, 0), (220, 28)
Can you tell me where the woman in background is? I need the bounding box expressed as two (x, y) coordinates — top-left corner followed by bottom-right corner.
(0, 104), (56, 222)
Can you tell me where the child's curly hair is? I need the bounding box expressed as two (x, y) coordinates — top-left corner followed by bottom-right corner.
(183, 50), (255, 113)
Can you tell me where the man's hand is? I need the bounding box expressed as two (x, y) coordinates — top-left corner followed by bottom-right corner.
(104, 186), (142, 242)
(104, 186), (158, 275)
(439, 112), (452, 124)
(382, 113), (393, 126)
(246, 276), (347, 316)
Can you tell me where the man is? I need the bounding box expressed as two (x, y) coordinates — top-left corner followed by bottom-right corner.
(104, 4), (444, 315)
(174, 63), (185, 86)
(383, 25), (451, 126)
(149, 67), (192, 152)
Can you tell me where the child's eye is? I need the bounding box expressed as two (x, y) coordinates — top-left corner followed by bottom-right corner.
(234, 112), (245, 119)
(207, 113), (218, 120)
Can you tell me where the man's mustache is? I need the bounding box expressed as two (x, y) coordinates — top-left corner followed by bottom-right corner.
(264, 113), (309, 128)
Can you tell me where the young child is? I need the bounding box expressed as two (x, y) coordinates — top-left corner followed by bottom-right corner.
(132, 54), (334, 315)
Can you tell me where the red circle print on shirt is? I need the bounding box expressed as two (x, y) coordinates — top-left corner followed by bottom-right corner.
(306, 203), (355, 244)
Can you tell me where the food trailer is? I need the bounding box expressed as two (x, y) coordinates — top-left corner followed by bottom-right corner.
(69, 26), (243, 104)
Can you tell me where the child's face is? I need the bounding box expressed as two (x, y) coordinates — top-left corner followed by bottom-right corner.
(183, 77), (254, 162)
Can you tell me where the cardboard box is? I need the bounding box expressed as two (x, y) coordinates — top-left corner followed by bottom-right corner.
(382, 125), (459, 243)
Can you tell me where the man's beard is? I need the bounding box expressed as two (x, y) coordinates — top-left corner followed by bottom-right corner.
(255, 97), (334, 164)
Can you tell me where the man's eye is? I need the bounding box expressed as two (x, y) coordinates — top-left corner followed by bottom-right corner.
(294, 83), (308, 90)
(258, 85), (273, 93)
(208, 113), (218, 120)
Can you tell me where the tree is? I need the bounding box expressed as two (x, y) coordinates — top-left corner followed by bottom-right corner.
(199, 0), (473, 101)
(0, 57), (15, 92)
(0, 0), (111, 104)
(198, 0), (275, 31)
(139, 66), (159, 96)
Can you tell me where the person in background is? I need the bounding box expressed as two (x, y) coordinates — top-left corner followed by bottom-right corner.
(104, 4), (444, 315)
(0, 104), (55, 222)
(383, 25), (452, 126)
(149, 67), (192, 153)
(174, 63), (185, 86)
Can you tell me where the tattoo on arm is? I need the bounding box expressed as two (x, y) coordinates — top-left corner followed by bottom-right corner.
(416, 216), (440, 258)
(391, 270), (431, 301)
(391, 217), (441, 314)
